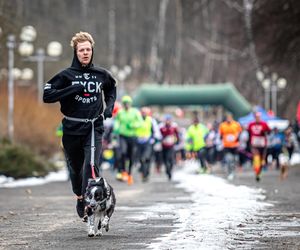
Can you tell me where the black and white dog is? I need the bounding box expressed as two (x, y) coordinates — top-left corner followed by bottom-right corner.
(84, 177), (116, 237)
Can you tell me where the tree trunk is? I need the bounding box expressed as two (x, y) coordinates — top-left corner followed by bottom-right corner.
(175, 0), (183, 84)
(150, 0), (169, 84)
(81, 0), (89, 30)
(108, 0), (116, 66)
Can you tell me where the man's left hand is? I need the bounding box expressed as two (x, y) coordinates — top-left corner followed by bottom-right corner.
(104, 108), (112, 119)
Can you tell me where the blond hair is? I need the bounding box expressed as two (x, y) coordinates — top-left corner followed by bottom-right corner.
(70, 31), (95, 49)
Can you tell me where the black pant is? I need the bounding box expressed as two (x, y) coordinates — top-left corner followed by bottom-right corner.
(196, 148), (207, 169)
(119, 135), (136, 175)
(206, 146), (216, 164)
(223, 147), (238, 175)
(62, 130), (103, 197)
(136, 141), (153, 178)
(162, 147), (175, 177)
(271, 147), (282, 169)
(287, 146), (294, 160)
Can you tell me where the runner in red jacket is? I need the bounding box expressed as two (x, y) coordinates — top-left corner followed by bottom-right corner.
(159, 114), (179, 180)
(248, 112), (271, 181)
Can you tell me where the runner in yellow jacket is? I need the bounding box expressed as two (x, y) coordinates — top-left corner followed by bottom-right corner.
(186, 116), (209, 173)
(113, 95), (142, 185)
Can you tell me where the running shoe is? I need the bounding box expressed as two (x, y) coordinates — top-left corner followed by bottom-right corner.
(122, 171), (129, 182)
(227, 173), (234, 181)
(116, 172), (123, 181)
(255, 174), (261, 182)
(198, 168), (207, 174)
(127, 175), (133, 185)
(76, 198), (85, 218)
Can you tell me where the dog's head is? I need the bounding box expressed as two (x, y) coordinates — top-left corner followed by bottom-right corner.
(85, 178), (108, 210)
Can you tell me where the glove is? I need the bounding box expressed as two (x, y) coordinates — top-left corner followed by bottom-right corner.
(103, 108), (112, 119)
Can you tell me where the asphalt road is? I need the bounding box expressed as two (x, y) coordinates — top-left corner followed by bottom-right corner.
(0, 169), (189, 250)
(231, 165), (300, 250)
(0, 164), (299, 250)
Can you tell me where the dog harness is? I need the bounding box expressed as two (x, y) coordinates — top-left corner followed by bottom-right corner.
(64, 114), (104, 179)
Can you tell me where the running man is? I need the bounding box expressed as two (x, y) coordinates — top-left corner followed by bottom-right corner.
(43, 31), (116, 219)
(159, 114), (179, 180)
(113, 95), (142, 185)
(186, 115), (209, 174)
(219, 113), (242, 180)
(136, 107), (160, 182)
(248, 112), (271, 181)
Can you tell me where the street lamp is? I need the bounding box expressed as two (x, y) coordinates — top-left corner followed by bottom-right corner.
(13, 68), (34, 86)
(270, 74), (287, 116)
(256, 69), (287, 116)
(6, 35), (16, 141)
(20, 68), (34, 81)
(22, 40), (62, 103)
(5, 26), (36, 142)
(256, 70), (270, 111)
(20, 25), (37, 42)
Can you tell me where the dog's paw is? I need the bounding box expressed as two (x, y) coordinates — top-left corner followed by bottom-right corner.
(101, 216), (110, 232)
(102, 216), (109, 227)
(95, 229), (103, 237)
(104, 223), (109, 232)
(88, 228), (95, 237)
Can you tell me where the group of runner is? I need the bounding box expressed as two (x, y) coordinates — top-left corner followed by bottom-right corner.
(46, 31), (298, 221)
(102, 96), (180, 184)
(100, 96), (299, 184)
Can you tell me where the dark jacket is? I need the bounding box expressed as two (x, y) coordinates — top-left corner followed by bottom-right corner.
(43, 49), (116, 135)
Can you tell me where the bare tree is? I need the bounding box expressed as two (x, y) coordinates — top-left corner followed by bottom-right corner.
(150, 0), (169, 83)
(108, 0), (116, 66)
(175, 0), (183, 83)
(1, 0), (299, 118)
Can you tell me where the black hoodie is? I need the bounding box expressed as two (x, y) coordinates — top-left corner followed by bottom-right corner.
(43, 49), (116, 135)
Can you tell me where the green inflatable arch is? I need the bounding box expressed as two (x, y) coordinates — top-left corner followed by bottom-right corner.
(132, 83), (251, 118)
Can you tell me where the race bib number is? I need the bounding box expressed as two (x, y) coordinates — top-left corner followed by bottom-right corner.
(225, 134), (236, 142)
(251, 136), (266, 147)
(163, 135), (176, 146)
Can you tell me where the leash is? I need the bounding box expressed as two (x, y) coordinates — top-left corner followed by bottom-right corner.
(64, 114), (104, 179)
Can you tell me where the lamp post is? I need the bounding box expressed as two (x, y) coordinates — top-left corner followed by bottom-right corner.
(18, 68), (34, 86)
(22, 41), (62, 103)
(271, 74), (287, 116)
(256, 70), (287, 116)
(6, 35), (16, 141)
(11, 67), (34, 86)
(5, 26), (36, 142)
(256, 70), (270, 110)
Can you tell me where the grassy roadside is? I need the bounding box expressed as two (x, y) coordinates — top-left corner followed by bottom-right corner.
(0, 85), (62, 156)
(0, 139), (58, 179)
(0, 85), (62, 178)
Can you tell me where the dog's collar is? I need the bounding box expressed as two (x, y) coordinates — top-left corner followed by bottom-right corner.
(98, 198), (107, 205)
(87, 198), (107, 211)
(98, 198), (107, 211)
